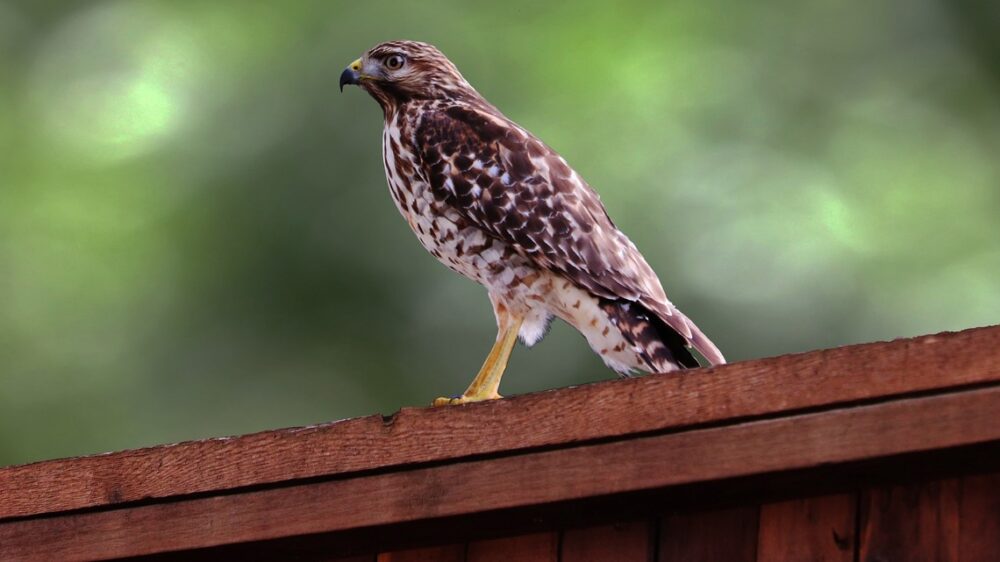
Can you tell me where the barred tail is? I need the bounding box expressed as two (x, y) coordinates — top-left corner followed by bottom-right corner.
(600, 299), (701, 373)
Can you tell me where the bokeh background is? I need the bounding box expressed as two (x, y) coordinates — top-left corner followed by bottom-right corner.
(1, 0), (998, 467)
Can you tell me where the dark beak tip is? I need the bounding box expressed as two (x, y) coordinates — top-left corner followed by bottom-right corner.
(339, 67), (359, 93)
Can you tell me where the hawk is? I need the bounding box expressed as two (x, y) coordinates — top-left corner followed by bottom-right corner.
(340, 40), (725, 406)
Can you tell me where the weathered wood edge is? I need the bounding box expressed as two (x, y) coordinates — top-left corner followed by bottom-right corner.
(1, 325), (998, 521)
(2, 385), (998, 561)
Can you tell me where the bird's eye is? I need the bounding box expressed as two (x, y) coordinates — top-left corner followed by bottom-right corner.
(384, 55), (404, 70)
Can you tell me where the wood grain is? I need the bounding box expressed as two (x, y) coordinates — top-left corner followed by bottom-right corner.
(561, 521), (652, 562)
(466, 533), (557, 562)
(2, 385), (997, 561)
(958, 473), (1000, 562)
(659, 507), (758, 562)
(3, 325), (997, 521)
(758, 494), (856, 562)
(858, 479), (960, 562)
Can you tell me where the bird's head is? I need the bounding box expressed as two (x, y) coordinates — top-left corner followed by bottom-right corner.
(339, 40), (477, 114)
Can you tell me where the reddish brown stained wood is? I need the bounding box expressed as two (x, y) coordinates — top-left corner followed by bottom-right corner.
(466, 532), (557, 562)
(377, 544), (465, 562)
(858, 479), (960, 562)
(959, 473), (1000, 562)
(758, 493), (856, 562)
(3, 326), (997, 520)
(562, 521), (652, 562)
(3, 387), (996, 561)
(659, 506), (758, 562)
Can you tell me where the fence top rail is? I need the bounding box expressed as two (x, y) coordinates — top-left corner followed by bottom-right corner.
(1, 325), (998, 521)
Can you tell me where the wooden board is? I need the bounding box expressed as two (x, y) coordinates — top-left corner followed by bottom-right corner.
(562, 521), (652, 562)
(757, 494), (856, 562)
(3, 385), (998, 561)
(858, 480), (960, 562)
(659, 507), (758, 562)
(3, 325), (997, 521)
(466, 533), (557, 562)
(377, 545), (465, 562)
(958, 473), (1000, 562)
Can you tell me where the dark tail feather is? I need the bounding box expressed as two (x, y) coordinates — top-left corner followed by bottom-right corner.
(600, 299), (700, 372)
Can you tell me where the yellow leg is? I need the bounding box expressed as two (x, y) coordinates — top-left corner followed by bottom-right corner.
(433, 314), (524, 406)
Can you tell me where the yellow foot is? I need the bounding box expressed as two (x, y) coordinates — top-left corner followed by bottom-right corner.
(432, 392), (503, 407)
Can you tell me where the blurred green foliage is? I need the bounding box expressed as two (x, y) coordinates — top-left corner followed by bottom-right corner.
(0, 0), (997, 466)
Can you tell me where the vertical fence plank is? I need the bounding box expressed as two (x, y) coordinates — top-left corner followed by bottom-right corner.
(959, 473), (1000, 562)
(659, 506), (758, 562)
(562, 520), (652, 562)
(857, 479), (960, 562)
(378, 545), (465, 562)
(757, 493), (855, 562)
(466, 533), (558, 562)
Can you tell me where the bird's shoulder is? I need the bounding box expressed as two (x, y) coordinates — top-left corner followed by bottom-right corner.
(412, 101), (611, 227)
(411, 100), (524, 155)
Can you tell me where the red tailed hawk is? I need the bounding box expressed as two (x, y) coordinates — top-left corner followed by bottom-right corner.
(340, 40), (724, 405)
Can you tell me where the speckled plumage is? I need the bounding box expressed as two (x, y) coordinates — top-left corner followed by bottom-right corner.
(347, 40), (724, 375)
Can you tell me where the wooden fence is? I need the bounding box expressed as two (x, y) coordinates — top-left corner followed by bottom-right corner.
(1, 325), (999, 561)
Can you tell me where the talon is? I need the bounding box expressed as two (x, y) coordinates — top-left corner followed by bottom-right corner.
(432, 393), (502, 407)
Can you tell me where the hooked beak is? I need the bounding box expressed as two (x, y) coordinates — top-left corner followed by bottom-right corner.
(339, 58), (363, 92)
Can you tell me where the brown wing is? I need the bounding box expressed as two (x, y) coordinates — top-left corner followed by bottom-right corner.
(414, 104), (725, 365)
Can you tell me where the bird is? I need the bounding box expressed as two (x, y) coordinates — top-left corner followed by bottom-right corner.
(339, 40), (725, 406)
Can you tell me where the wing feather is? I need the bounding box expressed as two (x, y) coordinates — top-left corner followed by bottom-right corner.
(414, 104), (725, 365)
